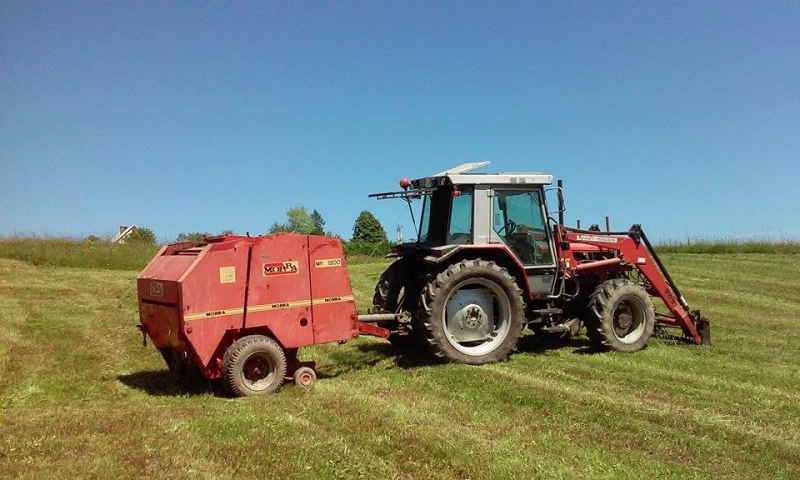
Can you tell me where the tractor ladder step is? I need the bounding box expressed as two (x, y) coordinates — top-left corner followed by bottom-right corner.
(531, 308), (562, 316)
(540, 317), (581, 334)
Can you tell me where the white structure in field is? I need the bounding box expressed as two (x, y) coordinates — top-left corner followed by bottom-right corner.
(111, 225), (138, 243)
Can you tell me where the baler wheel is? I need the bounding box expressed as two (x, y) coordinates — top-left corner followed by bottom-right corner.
(418, 259), (525, 365)
(586, 279), (655, 353)
(293, 366), (317, 387)
(222, 335), (287, 396)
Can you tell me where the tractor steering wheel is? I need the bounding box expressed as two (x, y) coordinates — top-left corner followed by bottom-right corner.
(498, 219), (517, 236)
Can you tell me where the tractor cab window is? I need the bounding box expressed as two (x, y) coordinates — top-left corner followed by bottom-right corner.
(493, 189), (553, 266)
(448, 187), (473, 244)
(419, 186), (473, 246)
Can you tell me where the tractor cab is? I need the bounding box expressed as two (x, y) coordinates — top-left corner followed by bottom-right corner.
(372, 162), (560, 297)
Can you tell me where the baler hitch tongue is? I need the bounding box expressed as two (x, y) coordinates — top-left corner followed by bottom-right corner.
(690, 310), (712, 345)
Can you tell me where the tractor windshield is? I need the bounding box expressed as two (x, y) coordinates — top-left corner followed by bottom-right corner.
(418, 186), (474, 246)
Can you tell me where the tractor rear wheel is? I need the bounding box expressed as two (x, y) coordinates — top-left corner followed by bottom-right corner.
(373, 258), (410, 312)
(373, 258), (421, 349)
(586, 279), (655, 353)
(418, 259), (525, 365)
(222, 335), (287, 396)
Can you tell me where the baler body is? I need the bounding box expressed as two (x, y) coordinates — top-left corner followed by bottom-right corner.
(137, 233), (359, 380)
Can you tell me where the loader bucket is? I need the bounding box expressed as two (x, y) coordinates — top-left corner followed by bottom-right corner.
(697, 316), (711, 345)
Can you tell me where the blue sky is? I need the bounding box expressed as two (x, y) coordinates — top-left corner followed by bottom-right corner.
(2, 1), (798, 243)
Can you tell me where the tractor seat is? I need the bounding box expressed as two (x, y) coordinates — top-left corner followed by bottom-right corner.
(514, 224), (547, 241)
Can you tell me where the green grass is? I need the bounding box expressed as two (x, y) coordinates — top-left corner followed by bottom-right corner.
(0, 244), (798, 478)
(655, 238), (800, 254)
(0, 236), (159, 270)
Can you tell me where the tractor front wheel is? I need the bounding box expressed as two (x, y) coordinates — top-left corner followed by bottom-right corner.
(418, 259), (525, 365)
(586, 279), (655, 353)
(222, 335), (287, 396)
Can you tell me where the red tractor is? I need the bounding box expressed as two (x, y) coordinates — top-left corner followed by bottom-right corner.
(368, 161), (710, 364)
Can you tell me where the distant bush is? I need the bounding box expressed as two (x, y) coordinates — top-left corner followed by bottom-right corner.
(126, 226), (157, 245)
(343, 240), (392, 257)
(0, 236), (159, 270)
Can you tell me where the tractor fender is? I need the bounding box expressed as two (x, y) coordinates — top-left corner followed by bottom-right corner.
(422, 245), (464, 265)
(422, 245), (532, 301)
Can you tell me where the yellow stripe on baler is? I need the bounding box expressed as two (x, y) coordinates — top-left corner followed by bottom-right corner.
(183, 295), (355, 321)
(183, 307), (245, 321)
(248, 299), (312, 313)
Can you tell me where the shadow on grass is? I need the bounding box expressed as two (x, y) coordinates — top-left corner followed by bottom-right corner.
(517, 332), (598, 355)
(314, 341), (440, 379)
(357, 342), (442, 369)
(121, 334), (611, 396)
(324, 332), (599, 377)
(652, 325), (702, 345)
(117, 370), (225, 397)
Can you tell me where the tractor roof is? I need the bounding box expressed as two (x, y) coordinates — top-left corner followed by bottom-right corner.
(412, 161), (553, 188)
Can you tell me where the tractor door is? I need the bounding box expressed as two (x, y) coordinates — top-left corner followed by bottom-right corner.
(490, 188), (558, 297)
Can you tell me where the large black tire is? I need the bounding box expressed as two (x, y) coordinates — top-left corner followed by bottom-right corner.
(586, 279), (655, 353)
(418, 259), (525, 365)
(373, 258), (410, 313)
(373, 258), (421, 348)
(222, 335), (287, 396)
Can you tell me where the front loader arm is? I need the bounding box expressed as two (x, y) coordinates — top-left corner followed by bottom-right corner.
(561, 225), (711, 345)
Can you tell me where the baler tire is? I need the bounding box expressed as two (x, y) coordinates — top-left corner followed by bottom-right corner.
(293, 366), (317, 387)
(222, 335), (287, 396)
(417, 259), (525, 365)
(586, 279), (655, 353)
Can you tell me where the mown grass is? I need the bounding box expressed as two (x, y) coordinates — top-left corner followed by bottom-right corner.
(0, 242), (798, 479)
(0, 236), (159, 270)
(656, 238), (800, 254)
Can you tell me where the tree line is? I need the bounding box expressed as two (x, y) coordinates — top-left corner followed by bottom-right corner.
(268, 206), (391, 256)
(123, 207), (392, 256)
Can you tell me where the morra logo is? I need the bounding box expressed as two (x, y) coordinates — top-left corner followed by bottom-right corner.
(263, 261), (299, 276)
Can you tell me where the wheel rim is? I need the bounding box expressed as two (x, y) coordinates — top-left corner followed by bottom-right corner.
(443, 278), (512, 356)
(298, 371), (314, 386)
(240, 352), (277, 391)
(612, 297), (647, 344)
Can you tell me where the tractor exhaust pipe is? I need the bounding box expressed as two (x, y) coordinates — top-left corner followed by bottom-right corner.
(557, 180), (565, 226)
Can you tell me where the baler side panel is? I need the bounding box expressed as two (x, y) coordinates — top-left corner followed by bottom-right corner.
(180, 239), (250, 368)
(244, 234), (315, 349)
(308, 236), (359, 344)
